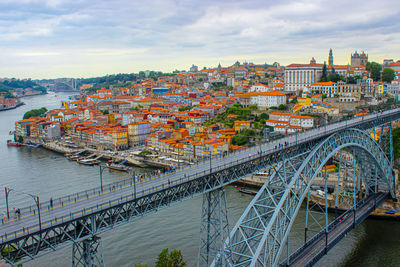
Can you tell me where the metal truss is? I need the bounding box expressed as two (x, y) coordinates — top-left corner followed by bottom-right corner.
(0, 137), (319, 265)
(198, 188), (230, 267)
(72, 235), (104, 267)
(1, 112), (400, 265)
(219, 128), (395, 267)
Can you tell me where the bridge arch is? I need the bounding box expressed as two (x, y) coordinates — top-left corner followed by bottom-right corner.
(224, 128), (395, 266)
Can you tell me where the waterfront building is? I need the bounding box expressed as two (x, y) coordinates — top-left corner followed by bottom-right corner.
(128, 121), (151, 147)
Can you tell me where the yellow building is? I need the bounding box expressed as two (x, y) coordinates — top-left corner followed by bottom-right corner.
(378, 82), (384, 95)
(234, 120), (251, 132)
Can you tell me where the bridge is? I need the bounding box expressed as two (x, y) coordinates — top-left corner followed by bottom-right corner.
(1, 108), (399, 266)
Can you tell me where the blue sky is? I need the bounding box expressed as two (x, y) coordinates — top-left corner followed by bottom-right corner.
(1, 0), (399, 79)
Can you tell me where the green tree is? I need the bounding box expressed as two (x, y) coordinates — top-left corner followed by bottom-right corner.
(290, 98), (298, 104)
(135, 264), (148, 267)
(179, 106), (191, 111)
(102, 110), (109, 115)
(259, 113), (269, 120)
(232, 134), (248, 146)
(249, 104), (258, 110)
(155, 248), (186, 267)
(278, 104), (288, 111)
(382, 68), (395, 83)
(366, 62), (382, 81)
(320, 62), (327, 82)
(23, 107), (47, 119)
(326, 73), (345, 83)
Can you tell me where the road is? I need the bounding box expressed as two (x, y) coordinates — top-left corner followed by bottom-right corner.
(1, 108), (399, 244)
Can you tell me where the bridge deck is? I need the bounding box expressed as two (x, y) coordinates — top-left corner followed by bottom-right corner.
(284, 192), (388, 267)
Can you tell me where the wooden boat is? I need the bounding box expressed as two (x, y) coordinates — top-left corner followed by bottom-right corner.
(65, 154), (81, 160)
(106, 162), (132, 172)
(235, 186), (257, 196)
(22, 142), (42, 148)
(77, 158), (100, 166)
(7, 140), (22, 147)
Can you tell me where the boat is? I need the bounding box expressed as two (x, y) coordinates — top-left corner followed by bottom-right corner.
(22, 142), (42, 148)
(7, 140), (22, 147)
(66, 154), (81, 160)
(77, 158), (100, 166)
(235, 186), (257, 195)
(106, 162), (132, 172)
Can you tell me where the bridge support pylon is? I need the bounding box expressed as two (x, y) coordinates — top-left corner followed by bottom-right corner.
(197, 188), (230, 267)
(72, 236), (105, 267)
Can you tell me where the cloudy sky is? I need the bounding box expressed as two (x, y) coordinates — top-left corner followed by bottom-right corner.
(1, 0), (399, 79)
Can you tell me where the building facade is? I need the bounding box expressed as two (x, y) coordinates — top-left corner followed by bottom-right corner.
(284, 63), (323, 92)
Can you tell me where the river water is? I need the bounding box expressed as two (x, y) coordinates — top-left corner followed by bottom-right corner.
(0, 92), (398, 266)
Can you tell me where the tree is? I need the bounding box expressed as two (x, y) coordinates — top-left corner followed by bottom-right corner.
(320, 62), (327, 82)
(326, 73), (345, 83)
(102, 110), (109, 115)
(135, 264), (148, 267)
(259, 113), (269, 120)
(178, 106), (191, 111)
(249, 104), (258, 110)
(290, 98), (298, 104)
(23, 107), (47, 119)
(278, 104), (288, 111)
(155, 248), (186, 267)
(382, 68), (395, 83)
(366, 62), (382, 81)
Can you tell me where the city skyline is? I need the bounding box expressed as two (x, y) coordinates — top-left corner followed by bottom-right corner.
(1, 0), (399, 79)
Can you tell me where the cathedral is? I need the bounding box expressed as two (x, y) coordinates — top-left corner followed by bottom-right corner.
(351, 51), (368, 67)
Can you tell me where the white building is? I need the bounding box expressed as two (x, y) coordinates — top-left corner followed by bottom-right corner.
(249, 91), (287, 108)
(266, 113), (314, 132)
(289, 116), (314, 128)
(310, 81), (337, 97)
(250, 83), (271, 92)
(284, 63), (323, 92)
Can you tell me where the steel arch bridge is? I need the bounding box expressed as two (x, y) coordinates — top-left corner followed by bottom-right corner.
(219, 128), (395, 267)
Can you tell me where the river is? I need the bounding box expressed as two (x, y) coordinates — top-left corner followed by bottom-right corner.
(0, 92), (398, 266)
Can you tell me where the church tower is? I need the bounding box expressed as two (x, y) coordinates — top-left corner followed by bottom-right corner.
(328, 48), (333, 66)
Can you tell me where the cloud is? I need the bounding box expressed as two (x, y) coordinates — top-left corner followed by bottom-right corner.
(0, 0), (399, 78)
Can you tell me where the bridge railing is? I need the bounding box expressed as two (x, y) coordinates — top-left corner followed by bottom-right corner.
(13, 108), (400, 219)
(286, 192), (387, 265)
(1, 109), (399, 242)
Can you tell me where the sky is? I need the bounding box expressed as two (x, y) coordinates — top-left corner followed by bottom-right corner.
(1, 0), (399, 79)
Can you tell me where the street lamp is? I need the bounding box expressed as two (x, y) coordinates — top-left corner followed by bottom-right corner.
(5, 187), (12, 219)
(209, 148), (212, 174)
(4, 187), (42, 232)
(99, 165), (107, 192)
(131, 171), (137, 199)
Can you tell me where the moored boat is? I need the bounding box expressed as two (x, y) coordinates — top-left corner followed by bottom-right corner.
(78, 158), (100, 166)
(22, 142), (42, 148)
(106, 162), (132, 172)
(235, 186), (257, 195)
(7, 140), (22, 147)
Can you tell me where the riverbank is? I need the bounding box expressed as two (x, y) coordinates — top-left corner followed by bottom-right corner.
(0, 101), (24, 112)
(41, 141), (149, 167)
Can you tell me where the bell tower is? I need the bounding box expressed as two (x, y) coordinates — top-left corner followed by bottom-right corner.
(328, 48), (333, 66)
